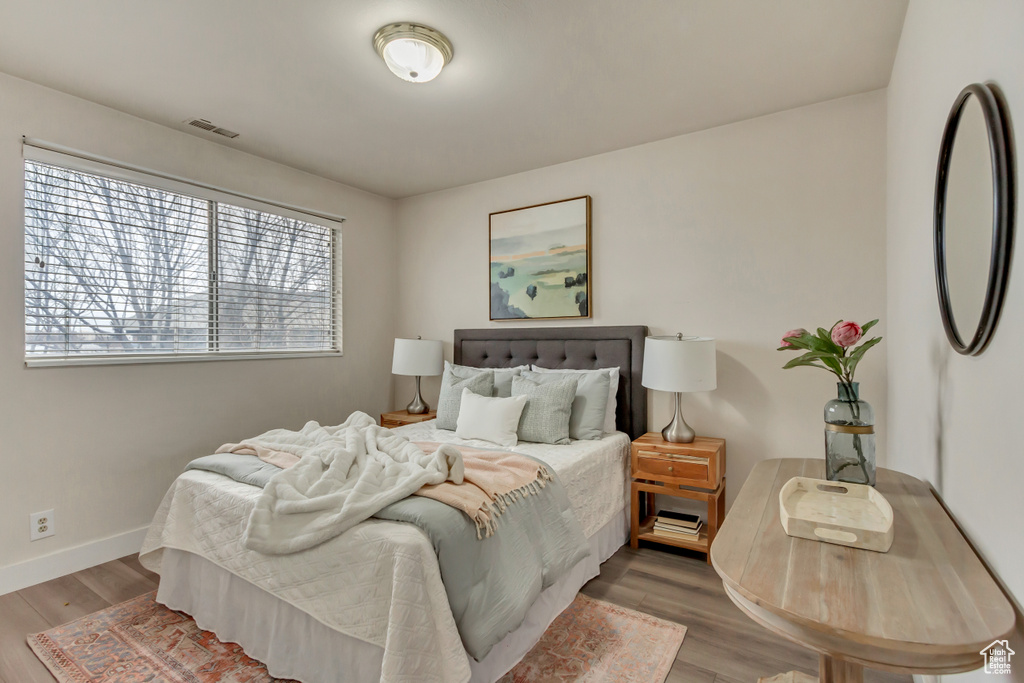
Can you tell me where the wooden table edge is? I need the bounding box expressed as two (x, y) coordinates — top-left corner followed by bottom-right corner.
(712, 568), (997, 674)
(709, 458), (1015, 675)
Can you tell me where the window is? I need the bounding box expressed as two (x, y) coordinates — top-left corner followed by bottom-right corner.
(24, 145), (342, 365)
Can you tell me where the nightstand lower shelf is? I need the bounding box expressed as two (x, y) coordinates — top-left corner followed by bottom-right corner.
(636, 516), (709, 553)
(630, 477), (725, 563)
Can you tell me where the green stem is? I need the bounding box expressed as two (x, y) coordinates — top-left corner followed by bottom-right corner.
(843, 382), (870, 484)
(852, 433), (869, 484)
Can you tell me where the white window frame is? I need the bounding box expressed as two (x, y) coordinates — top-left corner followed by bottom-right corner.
(23, 140), (344, 367)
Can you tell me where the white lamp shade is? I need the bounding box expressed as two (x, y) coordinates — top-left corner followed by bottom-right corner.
(392, 338), (444, 376)
(641, 336), (717, 393)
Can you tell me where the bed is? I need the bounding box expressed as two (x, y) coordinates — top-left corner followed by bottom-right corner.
(139, 325), (648, 683)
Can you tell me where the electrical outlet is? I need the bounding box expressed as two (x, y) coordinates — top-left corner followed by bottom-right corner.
(30, 509), (55, 541)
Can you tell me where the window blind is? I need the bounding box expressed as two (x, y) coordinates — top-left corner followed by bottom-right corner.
(24, 147), (341, 365)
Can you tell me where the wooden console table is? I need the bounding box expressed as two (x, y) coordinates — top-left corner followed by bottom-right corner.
(710, 459), (1014, 681)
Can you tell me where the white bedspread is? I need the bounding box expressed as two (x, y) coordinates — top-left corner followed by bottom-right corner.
(140, 424), (630, 683)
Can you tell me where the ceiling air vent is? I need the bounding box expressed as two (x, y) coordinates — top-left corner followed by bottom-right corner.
(185, 118), (240, 139)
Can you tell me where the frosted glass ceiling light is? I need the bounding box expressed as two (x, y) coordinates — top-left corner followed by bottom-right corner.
(373, 23), (453, 83)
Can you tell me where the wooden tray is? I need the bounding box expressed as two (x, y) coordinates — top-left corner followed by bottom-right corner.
(779, 476), (893, 552)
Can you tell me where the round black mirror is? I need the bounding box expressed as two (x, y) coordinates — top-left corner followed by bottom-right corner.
(934, 82), (1015, 356)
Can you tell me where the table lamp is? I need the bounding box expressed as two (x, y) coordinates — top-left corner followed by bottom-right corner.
(642, 334), (717, 443)
(392, 337), (444, 414)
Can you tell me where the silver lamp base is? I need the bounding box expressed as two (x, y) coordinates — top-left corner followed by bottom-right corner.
(406, 375), (430, 414)
(661, 391), (696, 443)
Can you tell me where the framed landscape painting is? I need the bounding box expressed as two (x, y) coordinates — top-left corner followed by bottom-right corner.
(489, 196), (591, 321)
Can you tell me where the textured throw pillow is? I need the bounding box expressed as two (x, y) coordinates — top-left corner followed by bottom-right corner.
(450, 362), (528, 397)
(436, 365), (494, 431)
(447, 361), (494, 383)
(522, 370), (610, 441)
(511, 375), (578, 445)
(531, 365), (620, 434)
(455, 389), (528, 448)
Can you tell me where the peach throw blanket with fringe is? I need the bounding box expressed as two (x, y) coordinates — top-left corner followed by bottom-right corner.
(412, 442), (553, 539)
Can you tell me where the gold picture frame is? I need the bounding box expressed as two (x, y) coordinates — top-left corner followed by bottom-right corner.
(489, 195), (592, 321)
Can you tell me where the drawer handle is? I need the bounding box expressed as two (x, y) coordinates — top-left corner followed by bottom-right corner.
(668, 466), (674, 472)
(639, 450), (707, 464)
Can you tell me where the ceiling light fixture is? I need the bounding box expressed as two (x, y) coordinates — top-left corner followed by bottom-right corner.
(373, 22), (453, 83)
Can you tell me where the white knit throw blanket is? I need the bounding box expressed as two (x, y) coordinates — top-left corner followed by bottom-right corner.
(241, 412), (465, 555)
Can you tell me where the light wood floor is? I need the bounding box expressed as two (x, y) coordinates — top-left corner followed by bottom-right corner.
(581, 545), (910, 683)
(0, 554), (159, 683)
(0, 546), (911, 683)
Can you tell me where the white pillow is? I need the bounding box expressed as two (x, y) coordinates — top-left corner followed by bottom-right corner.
(531, 365), (620, 434)
(455, 388), (528, 448)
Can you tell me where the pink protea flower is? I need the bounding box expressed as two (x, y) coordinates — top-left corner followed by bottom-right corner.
(831, 321), (863, 348)
(780, 328), (807, 347)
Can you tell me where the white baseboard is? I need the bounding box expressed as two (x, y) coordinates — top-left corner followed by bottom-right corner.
(0, 525), (149, 596)
(914, 676), (940, 683)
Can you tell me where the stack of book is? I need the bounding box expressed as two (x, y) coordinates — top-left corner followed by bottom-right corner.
(652, 510), (703, 541)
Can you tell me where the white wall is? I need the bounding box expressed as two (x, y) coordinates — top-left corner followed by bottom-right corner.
(395, 91), (888, 510)
(0, 73), (397, 577)
(887, 2), (1024, 679)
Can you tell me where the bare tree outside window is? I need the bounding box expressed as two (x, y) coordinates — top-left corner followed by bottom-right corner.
(217, 204), (334, 351)
(24, 160), (336, 361)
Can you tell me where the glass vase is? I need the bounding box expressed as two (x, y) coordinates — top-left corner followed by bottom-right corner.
(824, 382), (875, 486)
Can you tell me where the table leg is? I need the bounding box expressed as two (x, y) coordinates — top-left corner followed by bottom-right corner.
(630, 482), (640, 548)
(706, 485), (722, 565)
(819, 654), (863, 683)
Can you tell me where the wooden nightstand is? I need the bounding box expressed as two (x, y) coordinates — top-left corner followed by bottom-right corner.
(380, 409), (437, 429)
(630, 432), (726, 564)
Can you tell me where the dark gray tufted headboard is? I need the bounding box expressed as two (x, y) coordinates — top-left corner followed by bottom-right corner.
(454, 326), (649, 440)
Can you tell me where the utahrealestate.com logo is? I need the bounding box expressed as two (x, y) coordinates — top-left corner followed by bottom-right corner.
(981, 640), (1014, 675)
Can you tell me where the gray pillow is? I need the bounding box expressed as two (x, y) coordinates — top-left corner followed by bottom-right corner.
(522, 370), (610, 441)
(436, 366), (494, 431)
(451, 362), (528, 397)
(447, 361), (493, 383)
(511, 375), (578, 445)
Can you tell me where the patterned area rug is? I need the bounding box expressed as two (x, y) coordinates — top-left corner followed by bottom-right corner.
(29, 590), (685, 683)
(497, 593), (686, 683)
(27, 591), (294, 682)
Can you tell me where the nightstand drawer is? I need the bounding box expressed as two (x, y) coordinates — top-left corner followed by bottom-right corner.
(630, 434), (725, 488)
(381, 419), (405, 429)
(636, 451), (709, 483)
